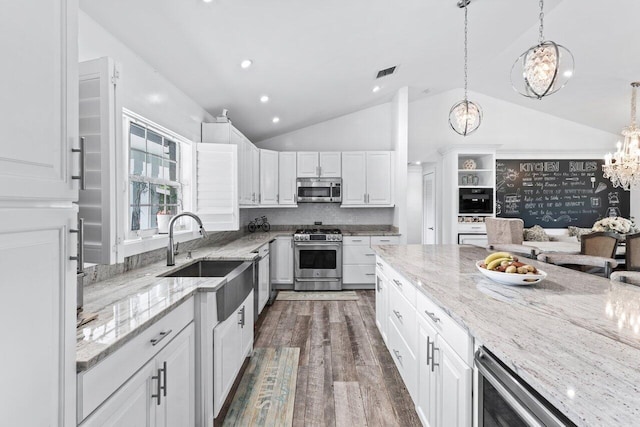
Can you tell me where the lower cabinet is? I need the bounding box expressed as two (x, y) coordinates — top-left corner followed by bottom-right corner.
(80, 323), (195, 427)
(377, 257), (472, 427)
(271, 235), (294, 285)
(213, 290), (254, 417)
(344, 235), (399, 286)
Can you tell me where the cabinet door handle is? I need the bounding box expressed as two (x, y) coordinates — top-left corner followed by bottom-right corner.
(150, 329), (172, 346)
(72, 136), (86, 190)
(152, 368), (162, 405)
(424, 310), (441, 323)
(393, 309), (403, 321)
(363, 193), (367, 203)
(69, 217), (85, 272)
(431, 342), (440, 372)
(161, 361), (167, 397)
(319, 165), (322, 176)
(426, 336), (432, 366)
(376, 262), (383, 268)
(376, 281), (382, 292)
(392, 279), (403, 288)
(238, 306), (245, 327)
(316, 165), (319, 176)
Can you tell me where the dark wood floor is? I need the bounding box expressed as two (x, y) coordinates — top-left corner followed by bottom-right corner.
(221, 290), (421, 427)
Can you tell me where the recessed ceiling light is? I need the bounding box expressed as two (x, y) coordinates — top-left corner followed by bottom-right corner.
(416, 161), (422, 165)
(260, 95), (269, 103)
(240, 59), (253, 69)
(372, 86), (381, 93)
(272, 117), (280, 124)
(203, 0), (213, 3)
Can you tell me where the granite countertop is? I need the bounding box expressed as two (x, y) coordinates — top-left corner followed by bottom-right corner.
(77, 231), (286, 372)
(372, 244), (640, 426)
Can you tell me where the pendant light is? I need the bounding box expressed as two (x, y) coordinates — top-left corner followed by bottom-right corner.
(511, 0), (574, 99)
(449, 0), (482, 136)
(603, 82), (640, 190)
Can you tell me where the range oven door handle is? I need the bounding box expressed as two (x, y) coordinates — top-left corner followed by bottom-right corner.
(295, 278), (341, 282)
(475, 349), (565, 427)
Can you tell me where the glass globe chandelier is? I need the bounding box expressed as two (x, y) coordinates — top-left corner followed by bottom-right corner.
(449, 0), (482, 136)
(603, 82), (640, 190)
(511, 0), (574, 99)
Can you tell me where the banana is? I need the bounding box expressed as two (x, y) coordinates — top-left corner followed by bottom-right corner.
(486, 257), (511, 271)
(484, 252), (512, 265)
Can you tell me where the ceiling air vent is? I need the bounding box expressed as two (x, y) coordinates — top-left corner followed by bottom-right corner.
(376, 66), (397, 79)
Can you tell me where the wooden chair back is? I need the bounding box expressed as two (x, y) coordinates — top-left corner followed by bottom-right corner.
(580, 231), (620, 258)
(625, 233), (640, 271)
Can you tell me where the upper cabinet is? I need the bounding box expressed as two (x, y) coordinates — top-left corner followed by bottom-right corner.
(259, 149), (278, 205)
(341, 151), (394, 207)
(297, 152), (341, 177)
(0, 0), (79, 202)
(278, 152), (297, 205)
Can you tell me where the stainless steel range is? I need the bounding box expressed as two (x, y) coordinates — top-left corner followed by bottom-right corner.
(293, 228), (343, 291)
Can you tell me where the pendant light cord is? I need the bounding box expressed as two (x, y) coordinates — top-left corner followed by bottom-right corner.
(538, 0), (545, 44)
(463, 1), (469, 102)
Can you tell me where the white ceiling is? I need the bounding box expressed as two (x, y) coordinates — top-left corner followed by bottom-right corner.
(80, 0), (640, 142)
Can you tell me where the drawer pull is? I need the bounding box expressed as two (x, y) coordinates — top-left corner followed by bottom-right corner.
(393, 279), (403, 288)
(365, 273), (375, 276)
(393, 309), (403, 321)
(150, 329), (173, 346)
(365, 253), (375, 256)
(379, 239), (390, 242)
(424, 310), (441, 323)
(351, 239), (363, 242)
(393, 349), (403, 364)
(376, 262), (383, 268)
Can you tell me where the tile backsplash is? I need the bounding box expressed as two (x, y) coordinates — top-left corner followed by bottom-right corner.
(242, 204), (394, 226)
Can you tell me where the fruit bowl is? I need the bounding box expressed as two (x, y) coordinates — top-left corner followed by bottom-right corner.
(475, 261), (547, 286)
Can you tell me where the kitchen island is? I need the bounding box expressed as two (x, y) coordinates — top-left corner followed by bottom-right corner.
(373, 244), (640, 426)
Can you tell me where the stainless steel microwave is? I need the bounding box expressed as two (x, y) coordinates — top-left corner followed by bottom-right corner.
(459, 187), (493, 214)
(296, 178), (341, 203)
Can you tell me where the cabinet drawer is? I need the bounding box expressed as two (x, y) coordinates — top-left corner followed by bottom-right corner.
(78, 297), (195, 421)
(258, 243), (269, 257)
(371, 235), (399, 245)
(388, 281), (417, 353)
(417, 291), (472, 365)
(386, 268), (417, 307)
(343, 264), (376, 284)
(343, 236), (371, 246)
(343, 244), (376, 265)
(387, 319), (418, 402)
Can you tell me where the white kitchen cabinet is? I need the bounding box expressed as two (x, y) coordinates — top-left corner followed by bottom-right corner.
(319, 152), (342, 177)
(78, 57), (121, 265)
(195, 143), (239, 231)
(417, 316), (438, 427)
(260, 149), (279, 205)
(258, 244), (270, 314)
(278, 152), (297, 205)
(81, 323), (195, 427)
(252, 145), (260, 205)
(343, 235), (398, 286)
(457, 233), (488, 247)
(0, 1), (78, 425)
(438, 337), (471, 427)
(341, 151), (394, 206)
(270, 236), (294, 284)
(296, 151), (341, 177)
(375, 264), (389, 343)
(213, 291), (254, 417)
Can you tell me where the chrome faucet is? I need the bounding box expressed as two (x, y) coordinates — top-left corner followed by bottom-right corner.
(167, 212), (208, 266)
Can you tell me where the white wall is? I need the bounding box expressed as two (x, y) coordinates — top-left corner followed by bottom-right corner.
(408, 89), (619, 163)
(256, 102), (393, 150)
(406, 166), (423, 244)
(392, 88), (409, 243)
(241, 205), (393, 226)
(78, 11), (214, 142)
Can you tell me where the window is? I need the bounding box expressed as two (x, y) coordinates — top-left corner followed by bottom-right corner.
(128, 120), (181, 237)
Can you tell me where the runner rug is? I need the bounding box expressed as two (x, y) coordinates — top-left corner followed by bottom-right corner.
(276, 291), (359, 301)
(222, 347), (299, 426)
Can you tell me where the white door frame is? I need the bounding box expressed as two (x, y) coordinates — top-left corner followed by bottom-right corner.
(423, 171), (436, 244)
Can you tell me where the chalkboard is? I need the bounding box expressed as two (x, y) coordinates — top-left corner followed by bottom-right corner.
(495, 159), (630, 228)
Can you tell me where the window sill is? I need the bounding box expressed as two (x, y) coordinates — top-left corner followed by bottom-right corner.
(122, 230), (200, 259)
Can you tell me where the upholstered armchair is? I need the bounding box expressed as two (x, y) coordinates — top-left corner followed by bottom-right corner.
(485, 218), (539, 259)
(611, 232), (640, 285)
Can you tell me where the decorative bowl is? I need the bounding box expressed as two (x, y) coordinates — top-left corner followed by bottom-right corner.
(475, 261), (547, 286)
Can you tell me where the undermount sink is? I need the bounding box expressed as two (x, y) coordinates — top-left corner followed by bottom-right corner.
(162, 260), (245, 278)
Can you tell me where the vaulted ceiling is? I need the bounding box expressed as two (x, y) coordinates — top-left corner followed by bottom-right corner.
(80, 0), (640, 142)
